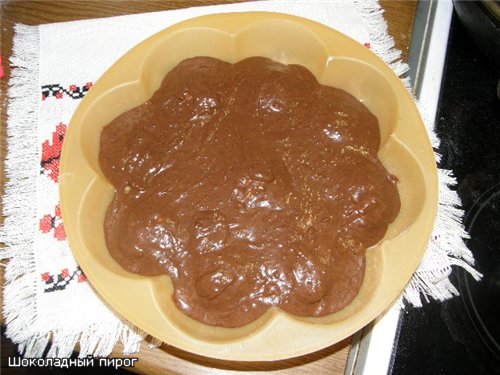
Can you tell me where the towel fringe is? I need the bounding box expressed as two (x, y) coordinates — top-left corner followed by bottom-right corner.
(1, 23), (42, 354)
(354, 0), (482, 306)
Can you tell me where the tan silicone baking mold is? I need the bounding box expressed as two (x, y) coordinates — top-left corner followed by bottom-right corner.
(60, 12), (438, 361)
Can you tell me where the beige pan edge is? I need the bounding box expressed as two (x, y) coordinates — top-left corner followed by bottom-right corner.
(60, 12), (438, 361)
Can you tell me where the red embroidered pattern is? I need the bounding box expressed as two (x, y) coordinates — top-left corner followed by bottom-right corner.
(41, 267), (87, 293)
(41, 123), (66, 183)
(39, 204), (66, 241)
(42, 82), (93, 100)
(38, 86), (92, 293)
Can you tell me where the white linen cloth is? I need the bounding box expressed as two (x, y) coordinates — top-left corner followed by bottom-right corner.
(1, 0), (481, 358)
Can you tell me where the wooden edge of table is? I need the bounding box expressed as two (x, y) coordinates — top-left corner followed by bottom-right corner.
(112, 338), (352, 374)
(0, 1), (417, 374)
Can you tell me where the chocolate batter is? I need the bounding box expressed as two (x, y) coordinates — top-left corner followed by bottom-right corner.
(99, 56), (400, 327)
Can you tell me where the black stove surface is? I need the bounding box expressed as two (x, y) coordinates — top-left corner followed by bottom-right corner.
(390, 10), (500, 375)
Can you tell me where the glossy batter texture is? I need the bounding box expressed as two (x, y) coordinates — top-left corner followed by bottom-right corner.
(99, 56), (400, 327)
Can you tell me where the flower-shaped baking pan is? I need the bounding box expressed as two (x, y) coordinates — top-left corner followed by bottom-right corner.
(60, 12), (438, 361)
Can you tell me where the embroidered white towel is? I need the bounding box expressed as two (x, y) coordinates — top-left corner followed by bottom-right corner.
(1, 0), (480, 358)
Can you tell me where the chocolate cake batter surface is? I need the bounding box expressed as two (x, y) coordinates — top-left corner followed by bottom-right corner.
(99, 56), (400, 328)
